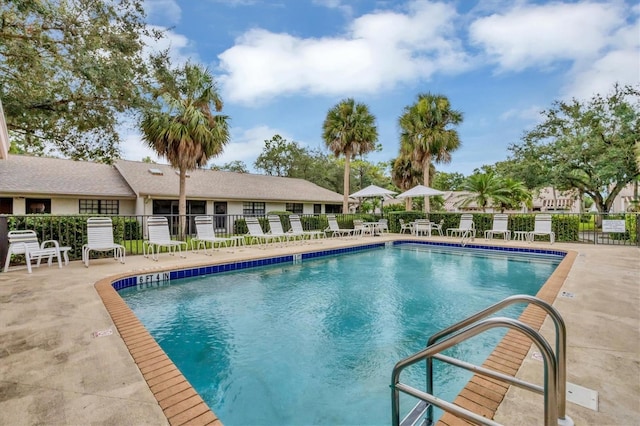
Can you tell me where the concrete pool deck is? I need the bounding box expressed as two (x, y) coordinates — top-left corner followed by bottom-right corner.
(0, 236), (638, 425)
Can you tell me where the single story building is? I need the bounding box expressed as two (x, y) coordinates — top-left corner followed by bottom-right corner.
(0, 155), (344, 222)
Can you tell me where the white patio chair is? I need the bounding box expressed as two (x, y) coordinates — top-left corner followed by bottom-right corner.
(325, 215), (356, 238)
(430, 219), (444, 236)
(485, 214), (511, 240)
(413, 219), (431, 236)
(377, 219), (389, 234)
(447, 214), (476, 238)
(83, 217), (125, 267)
(353, 219), (369, 237)
(268, 215), (301, 243)
(399, 219), (414, 234)
(4, 230), (64, 273)
(289, 214), (325, 241)
(245, 217), (283, 247)
(191, 216), (237, 255)
(144, 216), (187, 261)
(529, 214), (555, 244)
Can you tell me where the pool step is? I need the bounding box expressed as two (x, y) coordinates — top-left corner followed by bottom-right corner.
(400, 400), (432, 426)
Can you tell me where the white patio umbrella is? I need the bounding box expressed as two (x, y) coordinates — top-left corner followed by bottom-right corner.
(349, 185), (396, 213)
(395, 185), (445, 198)
(350, 185), (397, 198)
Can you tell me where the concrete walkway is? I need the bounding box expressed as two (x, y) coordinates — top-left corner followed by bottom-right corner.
(0, 237), (638, 425)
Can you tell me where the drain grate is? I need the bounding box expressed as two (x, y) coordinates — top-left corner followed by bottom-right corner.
(560, 291), (575, 298)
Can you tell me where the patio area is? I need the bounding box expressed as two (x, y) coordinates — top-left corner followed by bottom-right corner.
(0, 235), (638, 425)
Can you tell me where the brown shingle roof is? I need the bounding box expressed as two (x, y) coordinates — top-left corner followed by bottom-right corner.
(0, 155), (136, 198)
(115, 160), (344, 203)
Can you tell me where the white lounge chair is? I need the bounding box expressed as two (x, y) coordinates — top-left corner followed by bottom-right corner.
(529, 214), (555, 244)
(289, 214), (325, 241)
(4, 230), (65, 273)
(144, 216), (187, 261)
(83, 217), (125, 267)
(325, 215), (356, 238)
(485, 214), (511, 240)
(413, 219), (431, 236)
(447, 214), (476, 238)
(268, 215), (301, 243)
(399, 219), (414, 234)
(245, 217), (283, 247)
(191, 216), (237, 254)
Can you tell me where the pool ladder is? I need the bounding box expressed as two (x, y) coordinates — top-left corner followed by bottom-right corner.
(391, 295), (574, 426)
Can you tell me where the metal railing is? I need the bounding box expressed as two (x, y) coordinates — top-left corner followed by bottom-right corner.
(391, 295), (574, 426)
(1, 211), (638, 267)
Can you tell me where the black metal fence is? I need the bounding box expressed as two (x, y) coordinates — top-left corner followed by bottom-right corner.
(1, 212), (638, 268)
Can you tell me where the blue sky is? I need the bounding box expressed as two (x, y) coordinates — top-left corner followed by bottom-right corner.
(122, 0), (640, 176)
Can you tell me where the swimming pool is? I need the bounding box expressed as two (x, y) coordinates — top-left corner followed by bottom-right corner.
(118, 242), (563, 425)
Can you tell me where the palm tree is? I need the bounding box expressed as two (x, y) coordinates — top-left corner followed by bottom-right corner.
(459, 172), (510, 212)
(500, 178), (532, 212)
(399, 93), (463, 212)
(391, 153), (428, 210)
(140, 62), (230, 236)
(322, 98), (378, 213)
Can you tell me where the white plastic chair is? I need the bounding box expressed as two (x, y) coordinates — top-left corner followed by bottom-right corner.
(144, 216), (187, 261)
(268, 215), (300, 243)
(191, 216), (237, 254)
(83, 217), (125, 267)
(4, 230), (63, 273)
(325, 215), (356, 238)
(377, 219), (389, 234)
(485, 214), (511, 240)
(289, 214), (325, 241)
(399, 219), (414, 234)
(430, 219), (444, 236)
(245, 217), (283, 247)
(529, 214), (555, 244)
(447, 214), (476, 238)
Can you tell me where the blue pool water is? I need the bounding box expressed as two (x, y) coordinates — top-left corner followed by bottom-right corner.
(120, 244), (561, 425)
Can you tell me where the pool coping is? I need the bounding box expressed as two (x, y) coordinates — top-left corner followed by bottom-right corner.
(94, 240), (577, 426)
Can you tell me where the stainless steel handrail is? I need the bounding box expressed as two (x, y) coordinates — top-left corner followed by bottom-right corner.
(391, 317), (558, 426)
(425, 295), (569, 423)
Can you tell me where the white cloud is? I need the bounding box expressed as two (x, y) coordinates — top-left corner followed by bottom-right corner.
(142, 25), (199, 66)
(217, 0), (470, 104)
(144, 0), (182, 25)
(499, 105), (544, 122)
(312, 0), (353, 16)
(469, 2), (626, 71)
(210, 125), (293, 170)
(562, 15), (640, 100)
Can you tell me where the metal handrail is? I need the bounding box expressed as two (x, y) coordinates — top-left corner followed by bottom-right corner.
(392, 317), (558, 426)
(425, 295), (569, 424)
(460, 228), (474, 246)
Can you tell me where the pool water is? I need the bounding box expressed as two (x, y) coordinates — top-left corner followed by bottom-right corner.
(120, 244), (561, 425)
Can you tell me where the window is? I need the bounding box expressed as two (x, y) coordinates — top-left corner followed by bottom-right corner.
(286, 203), (303, 214)
(313, 204), (321, 214)
(325, 204), (342, 214)
(243, 202), (265, 215)
(26, 198), (51, 214)
(79, 199), (119, 214)
(0, 198), (13, 214)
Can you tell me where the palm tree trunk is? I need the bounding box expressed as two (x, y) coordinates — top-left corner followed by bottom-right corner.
(179, 168), (187, 239)
(343, 150), (351, 213)
(423, 156), (431, 213)
(405, 197), (411, 210)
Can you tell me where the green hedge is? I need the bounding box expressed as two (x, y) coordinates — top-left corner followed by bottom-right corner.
(6, 215), (137, 261)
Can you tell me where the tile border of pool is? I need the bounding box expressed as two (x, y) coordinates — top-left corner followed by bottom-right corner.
(93, 240), (577, 426)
